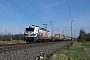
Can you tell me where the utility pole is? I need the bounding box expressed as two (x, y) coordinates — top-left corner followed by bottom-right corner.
(71, 20), (74, 44)
(63, 30), (65, 36)
(50, 21), (53, 39)
(63, 30), (65, 40)
(74, 31), (76, 41)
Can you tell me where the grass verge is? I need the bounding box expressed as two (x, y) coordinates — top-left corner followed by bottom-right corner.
(51, 41), (90, 60)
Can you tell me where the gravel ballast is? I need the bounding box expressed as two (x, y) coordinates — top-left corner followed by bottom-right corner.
(0, 41), (71, 60)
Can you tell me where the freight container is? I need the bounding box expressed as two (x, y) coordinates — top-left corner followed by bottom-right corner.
(54, 34), (62, 41)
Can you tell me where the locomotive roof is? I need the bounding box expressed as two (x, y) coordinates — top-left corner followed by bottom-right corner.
(26, 25), (50, 31)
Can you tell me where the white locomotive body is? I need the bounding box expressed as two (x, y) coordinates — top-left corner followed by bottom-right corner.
(24, 25), (51, 43)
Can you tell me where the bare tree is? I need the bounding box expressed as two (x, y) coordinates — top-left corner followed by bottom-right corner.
(78, 29), (86, 42)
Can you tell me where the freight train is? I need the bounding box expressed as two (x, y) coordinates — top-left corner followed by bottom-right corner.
(54, 34), (71, 41)
(24, 25), (71, 43)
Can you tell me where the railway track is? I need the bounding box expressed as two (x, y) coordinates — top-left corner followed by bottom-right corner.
(0, 41), (66, 53)
(0, 41), (71, 60)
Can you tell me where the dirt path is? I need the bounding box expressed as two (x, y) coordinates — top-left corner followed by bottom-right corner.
(85, 48), (90, 56)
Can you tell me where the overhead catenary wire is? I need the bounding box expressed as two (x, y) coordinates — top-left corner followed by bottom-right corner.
(35, 0), (60, 24)
(0, 0), (44, 23)
(27, 0), (58, 32)
(35, 0), (62, 31)
(6, 0), (48, 23)
(0, 1), (29, 17)
(35, 0), (73, 34)
(27, 0), (53, 21)
(35, 0), (49, 14)
(35, 0), (58, 21)
(67, 0), (73, 20)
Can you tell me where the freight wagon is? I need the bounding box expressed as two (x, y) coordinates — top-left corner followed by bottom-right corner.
(64, 36), (71, 41)
(54, 34), (71, 41)
(54, 34), (64, 41)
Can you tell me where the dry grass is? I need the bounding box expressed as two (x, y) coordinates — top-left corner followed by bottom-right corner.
(0, 40), (26, 44)
(52, 54), (68, 60)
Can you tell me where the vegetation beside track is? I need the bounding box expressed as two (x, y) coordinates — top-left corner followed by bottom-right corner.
(50, 41), (90, 60)
(0, 40), (26, 44)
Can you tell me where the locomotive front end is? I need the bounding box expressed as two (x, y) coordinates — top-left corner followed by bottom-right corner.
(24, 25), (36, 43)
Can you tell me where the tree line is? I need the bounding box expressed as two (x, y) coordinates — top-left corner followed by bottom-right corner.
(0, 32), (24, 41)
(78, 29), (90, 42)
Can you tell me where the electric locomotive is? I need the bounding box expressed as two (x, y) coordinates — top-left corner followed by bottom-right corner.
(24, 25), (51, 43)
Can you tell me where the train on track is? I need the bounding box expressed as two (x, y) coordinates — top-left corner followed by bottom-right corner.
(24, 25), (71, 43)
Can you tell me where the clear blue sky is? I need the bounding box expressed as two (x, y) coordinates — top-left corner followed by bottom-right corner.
(0, 0), (90, 37)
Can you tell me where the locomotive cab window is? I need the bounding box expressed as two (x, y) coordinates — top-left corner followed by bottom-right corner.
(26, 28), (34, 31)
